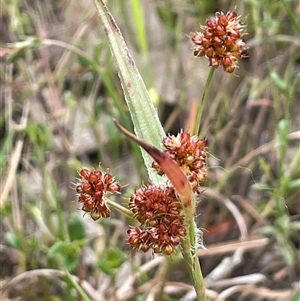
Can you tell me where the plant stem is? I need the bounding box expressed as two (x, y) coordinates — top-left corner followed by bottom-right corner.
(183, 68), (213, 301)
(107, 199), (134, 219)
(181, 221), (206, 301)
(64, 269), (92, 301)
(193, 68), (215, 136)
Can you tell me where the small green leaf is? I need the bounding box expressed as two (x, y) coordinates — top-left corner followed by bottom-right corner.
(68, 213), (86, 241)
(7, 36), (43, 62)
(97, 247), (124, 275)
(64, 91), (77, 107)
(270, 71), (287, 92)
(48, 241), (81, 271)
(77, 53), (93, 69)
(251, 182), (272, 190)
(5, 232), (21, 250)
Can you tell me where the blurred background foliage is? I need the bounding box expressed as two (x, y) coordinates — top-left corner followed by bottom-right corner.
(0, 0), (299, 300)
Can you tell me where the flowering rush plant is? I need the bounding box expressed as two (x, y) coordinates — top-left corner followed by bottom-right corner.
(75, 1), (246, 300)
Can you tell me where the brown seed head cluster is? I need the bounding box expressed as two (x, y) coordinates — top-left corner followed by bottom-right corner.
(152, 132), (208, 194)
(76, 168), (121, 221)
(190, 11), (246, 73)
(128, 185), (186, 255)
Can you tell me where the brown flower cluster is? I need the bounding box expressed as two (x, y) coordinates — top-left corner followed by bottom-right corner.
(190, 11), (246, 73)
(152, 132), (208, 194)
(128, 185), (186, 255)
(76, 168), (121, 221)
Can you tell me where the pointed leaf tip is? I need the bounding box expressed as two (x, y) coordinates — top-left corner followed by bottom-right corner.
(114, 120), (195, 222)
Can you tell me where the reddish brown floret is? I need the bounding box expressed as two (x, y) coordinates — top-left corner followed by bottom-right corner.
(127, 185), (186, 255)
(75, 168), (121, 221)
(152, 132), (208, 194)
(190, 11), (246, 73)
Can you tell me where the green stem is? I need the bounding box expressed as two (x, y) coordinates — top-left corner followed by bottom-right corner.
(107, 199), (134, 219)
(181, 221), (206, 301)
(193, 68), (215, 136)
(64, 269), (92, 301)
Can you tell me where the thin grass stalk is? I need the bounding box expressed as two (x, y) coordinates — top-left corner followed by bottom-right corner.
(193, 68), (215, 136)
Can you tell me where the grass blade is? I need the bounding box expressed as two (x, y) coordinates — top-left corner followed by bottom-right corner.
(93, 0), (166, 185)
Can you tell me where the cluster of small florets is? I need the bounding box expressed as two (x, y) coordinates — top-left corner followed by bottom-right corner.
(190, 11), (246, 73)
(76, 168), (121, 221)
(152, 132), (208, 194)
(127, 185), (186, 255)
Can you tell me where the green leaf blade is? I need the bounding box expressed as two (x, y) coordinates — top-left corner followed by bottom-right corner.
(93, 0), (166, 185)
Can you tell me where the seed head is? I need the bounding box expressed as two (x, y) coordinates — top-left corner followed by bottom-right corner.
(190, 11), (246, 73)
(152, 132), (208, 194)
(76, 168), (121, 220)
(128, 185), (186, 254)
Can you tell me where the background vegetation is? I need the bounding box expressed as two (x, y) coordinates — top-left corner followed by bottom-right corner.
(1, 0), (299, 300)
